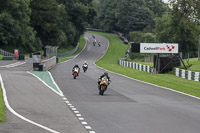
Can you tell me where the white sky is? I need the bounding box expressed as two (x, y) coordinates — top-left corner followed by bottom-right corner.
(162, 0), (169, 3)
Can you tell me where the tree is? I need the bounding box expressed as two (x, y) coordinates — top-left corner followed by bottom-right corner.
(169, 0), (200, 53)
(154, 12), (174, 43)
(0, 0), (41, 53)
(64, 0), (96, 45)
(116, 0), (154, 34)
(97, 0), (118, 31)
(93, 0), (167, 34)
(30, 0), (66, 47)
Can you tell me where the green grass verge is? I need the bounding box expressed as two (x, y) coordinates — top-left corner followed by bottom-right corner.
(181, 58), (200, 72)
(0, 55), (3, 60)
(58, 36), (86, 63)
(87, 31), (200, 98)
(0, 85), (6, 122)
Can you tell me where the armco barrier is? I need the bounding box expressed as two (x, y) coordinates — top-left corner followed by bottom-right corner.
(118, 58), (153, 73)
(57, 43), (79, 58)
(174, 67), (200, 82)
(40, 56), (57, 71)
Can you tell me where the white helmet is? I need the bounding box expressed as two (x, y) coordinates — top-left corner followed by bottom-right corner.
(84, 61), (87, 63)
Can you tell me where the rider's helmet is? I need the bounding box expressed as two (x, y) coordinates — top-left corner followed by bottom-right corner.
(84, 61), (87, 64)
(104, 72), (108, 76)
(75, 64), (79, 67)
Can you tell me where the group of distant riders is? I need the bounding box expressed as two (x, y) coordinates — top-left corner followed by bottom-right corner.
(92, 34), (101, 47)
(71, 34), (110, 95)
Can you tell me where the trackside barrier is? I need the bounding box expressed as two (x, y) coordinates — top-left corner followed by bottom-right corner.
(118, 58), (153, 73)
(174, 67), (200, 82)
(57, 43), (79, 58)
(40, 56), (57, 71)
(0, 48), (14, 56)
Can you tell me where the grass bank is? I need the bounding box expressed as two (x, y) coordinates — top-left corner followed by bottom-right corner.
(181, 58), (200, 72)
(0, 85), (6, 122)
(0, 55), (3, 60)
(58, 36), (86, 63)
(87, 31), (200, 98)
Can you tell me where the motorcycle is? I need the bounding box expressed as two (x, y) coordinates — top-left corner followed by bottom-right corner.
(82, 64), (88, 73)
(98, 42), (101, 47)
(99, 76), (109, 95)
(73, 67), (79, 79)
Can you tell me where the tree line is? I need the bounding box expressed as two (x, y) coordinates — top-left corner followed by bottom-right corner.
(0, 0), (96, 53)
(92, 0), (200, 53)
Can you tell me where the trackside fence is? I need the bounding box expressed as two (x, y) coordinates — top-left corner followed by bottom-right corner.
(174, 67), (200, 82)
(118, 58), (153, 73)
(0, 48), (14, 56)
(57, 43), (79, 58)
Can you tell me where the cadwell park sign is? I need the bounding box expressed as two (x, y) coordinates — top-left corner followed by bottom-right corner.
(140, 43), (179, 54)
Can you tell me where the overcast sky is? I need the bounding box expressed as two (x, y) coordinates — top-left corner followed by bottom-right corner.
(162, 0), (169, 3)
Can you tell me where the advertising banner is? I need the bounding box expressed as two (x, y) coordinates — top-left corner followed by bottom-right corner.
(140, 43), (178, 53)
(14, 49), (19, 57)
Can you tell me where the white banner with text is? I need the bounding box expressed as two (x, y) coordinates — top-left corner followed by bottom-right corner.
(140, 43), (178, 53)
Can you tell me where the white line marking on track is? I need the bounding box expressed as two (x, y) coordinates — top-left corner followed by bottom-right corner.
(74, 111), (79, 114)
(0, 61), (26, 68)
(81, 122), (88, 125)
(89, 131), (96, 133)
(79, 117), (84, 120)
(0, 74), (60, 133)
(72, 108), (77, 111)
(47, 34), (95, 133)
(48, 71), (64, 96)
(76, 114), (82, 117)
(27, 71), (63, 97)
(85, 126), (92, 130)
(62, 97), (67, 100)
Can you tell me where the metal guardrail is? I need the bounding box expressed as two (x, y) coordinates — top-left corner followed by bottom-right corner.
(57, 43), (79, 58)
(0, 48), (14, 56)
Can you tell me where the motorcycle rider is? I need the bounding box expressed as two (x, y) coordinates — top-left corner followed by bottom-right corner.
(92, 34), (95, 39)
(98, 41), (101, 47)
(98, 72), (111, 91)
(72, 64), (80, 76)
(82, 61), (88, 72)
(83, 61), (88, 66)
(93, 39), (96, 46)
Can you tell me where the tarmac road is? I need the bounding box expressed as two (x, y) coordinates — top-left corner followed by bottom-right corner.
(50, 33), (200, 133)
(0, 59), (87, 132)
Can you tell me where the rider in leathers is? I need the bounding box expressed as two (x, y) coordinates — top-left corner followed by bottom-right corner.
(98, 72), (111, 91)
(72, 64), (80, 76)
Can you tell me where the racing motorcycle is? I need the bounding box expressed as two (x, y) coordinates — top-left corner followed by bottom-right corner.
(99, 76), (109, 95)
(82, 64), (88, 73)
(73, 67), (79, 79)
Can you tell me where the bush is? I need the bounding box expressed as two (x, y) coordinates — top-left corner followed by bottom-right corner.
(128, 31), (157, 43)
(143, 33), (156, 43)
(128, 31), (144, 42)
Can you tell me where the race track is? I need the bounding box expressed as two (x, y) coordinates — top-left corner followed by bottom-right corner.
(50, 33), (200, 133)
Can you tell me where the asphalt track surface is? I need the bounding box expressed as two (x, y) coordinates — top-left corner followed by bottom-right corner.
(1, 33), (200, 133)
(51, 33), (200, 133)
(0, 60), (87, 132)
